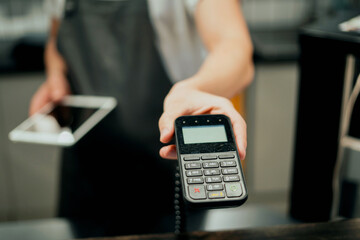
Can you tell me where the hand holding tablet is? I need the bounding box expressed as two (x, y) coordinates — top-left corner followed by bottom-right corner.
(9, 95), (117, 146)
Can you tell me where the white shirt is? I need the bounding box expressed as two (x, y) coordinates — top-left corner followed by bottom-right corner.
(44, 0), (206, 84)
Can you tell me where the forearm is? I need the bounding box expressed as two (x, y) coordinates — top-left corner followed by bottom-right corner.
(41, 18), (71, 102)
(180, 39), (254, 99)
(180, 0), (254, 99)
(44, 18), (67, 77)
(29, 18), (70, 115)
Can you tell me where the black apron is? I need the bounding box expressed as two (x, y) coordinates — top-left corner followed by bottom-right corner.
(56, 0), (175, 237)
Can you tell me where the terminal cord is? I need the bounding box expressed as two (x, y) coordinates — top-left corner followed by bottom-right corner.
(174, 165), (186, 234)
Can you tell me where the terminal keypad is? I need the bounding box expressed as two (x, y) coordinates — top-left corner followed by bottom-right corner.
(183, 152), (243, 200)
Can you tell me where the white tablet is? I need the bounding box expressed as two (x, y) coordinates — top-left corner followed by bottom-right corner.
(9, 95), (117, 146)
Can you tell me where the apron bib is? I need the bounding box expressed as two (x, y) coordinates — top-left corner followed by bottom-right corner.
(56, 0), (175, 236)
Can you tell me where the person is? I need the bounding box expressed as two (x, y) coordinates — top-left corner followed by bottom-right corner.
(30, 0), (254, 237)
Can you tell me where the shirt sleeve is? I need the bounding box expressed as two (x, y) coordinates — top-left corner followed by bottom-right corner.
(44, 0), (65, 19)
(148, 0), (206, 83)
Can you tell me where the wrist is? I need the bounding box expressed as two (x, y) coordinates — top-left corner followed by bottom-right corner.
(173, 77), (202, 92)
(45, 40), (67, 77)
(45, 60), (67, 78)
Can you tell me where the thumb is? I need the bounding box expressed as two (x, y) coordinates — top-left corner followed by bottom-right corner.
(29, 82), (51, 116)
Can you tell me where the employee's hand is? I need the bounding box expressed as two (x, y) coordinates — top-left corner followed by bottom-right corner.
(29, 72), (71, 116)
(159, 81), (247, 161)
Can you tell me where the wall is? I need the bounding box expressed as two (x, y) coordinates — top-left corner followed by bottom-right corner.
(0, 73), (60, 221)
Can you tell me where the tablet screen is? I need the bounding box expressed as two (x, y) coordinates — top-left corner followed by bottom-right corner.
(26, 105), (98, 134)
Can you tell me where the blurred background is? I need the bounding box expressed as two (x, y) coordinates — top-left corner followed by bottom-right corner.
(0, 0), (360, 238)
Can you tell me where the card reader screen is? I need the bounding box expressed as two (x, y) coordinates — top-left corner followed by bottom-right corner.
(182, 125), (228, 144)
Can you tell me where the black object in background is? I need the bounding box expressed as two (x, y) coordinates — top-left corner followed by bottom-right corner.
(290, 10), (360, 222)
(11, 35), (45, 72)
